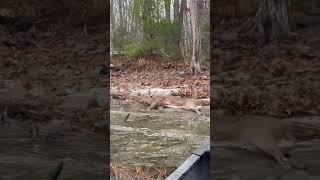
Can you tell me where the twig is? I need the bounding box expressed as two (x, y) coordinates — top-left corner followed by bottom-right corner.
(124, 113), (131, 123)
(50, 161), (64, 180)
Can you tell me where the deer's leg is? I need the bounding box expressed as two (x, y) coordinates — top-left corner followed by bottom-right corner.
(194, 108), (201, 116)
(148, 101), (158, 111)
(256, 143), (291, 170)
(148, 98), (164, 111)
(269, 148), (291, 170)
(191, 108), (201, 116)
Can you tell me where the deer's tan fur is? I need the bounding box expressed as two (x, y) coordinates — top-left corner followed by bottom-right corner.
(214, 114), (294, 169)
(146, 96), (209, 115)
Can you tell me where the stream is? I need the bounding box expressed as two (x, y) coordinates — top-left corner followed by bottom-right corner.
(110, 104), (210, 174)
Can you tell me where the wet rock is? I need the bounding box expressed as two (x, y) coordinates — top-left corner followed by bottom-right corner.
(129, 89), (149, 96)
(129, 88), (180, 96)
(149, 88), (180, 96)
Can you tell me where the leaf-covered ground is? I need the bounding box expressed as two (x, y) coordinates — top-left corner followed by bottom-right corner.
(213, 24), (320, 117)
(111, 57), (210, 99)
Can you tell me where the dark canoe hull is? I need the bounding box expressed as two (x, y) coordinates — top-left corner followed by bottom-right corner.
(166, 138), (210, 180)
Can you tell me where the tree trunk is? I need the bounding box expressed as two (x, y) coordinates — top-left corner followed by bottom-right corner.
(164, 0), (170, 21)
(110, 0), (113, 52)
(173, 0), (179, 20)
(142, 0), (153, 53)
(190, 0), (202, 75)
(256, 0), (291, 44)
(172, 0), (180, 57)
(118, 0), (124, 32)
(181, 0), (189, 61)
(174, 0), (187, 59)
(182, 1), (192, 62)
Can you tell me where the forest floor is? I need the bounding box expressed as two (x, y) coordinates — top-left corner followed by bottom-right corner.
(0, 23), (108, 179)
(110, 57), (210, 99)
(211, 19), (320, 180)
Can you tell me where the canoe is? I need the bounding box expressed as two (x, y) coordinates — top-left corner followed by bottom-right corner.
(166, 138), (210, 180)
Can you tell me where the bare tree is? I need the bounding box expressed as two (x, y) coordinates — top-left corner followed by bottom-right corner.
(190, 0), (202, 75)
(164, 0), (170, 21)
(172, 0), (187, 58)
(110, 0), (114, 52)
(256, 0), (291, 44)
(118, 0), (124, 31)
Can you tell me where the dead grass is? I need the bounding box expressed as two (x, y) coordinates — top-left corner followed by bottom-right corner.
(110, 163), (168, 180)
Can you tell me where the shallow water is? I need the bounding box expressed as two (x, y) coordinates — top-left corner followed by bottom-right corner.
(110, 106), (210, 173)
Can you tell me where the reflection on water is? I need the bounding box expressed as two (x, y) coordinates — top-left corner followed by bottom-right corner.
(110, 107), (210, 172)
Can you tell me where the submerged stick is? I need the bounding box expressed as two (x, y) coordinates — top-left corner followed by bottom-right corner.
(50, 161), (64, 180)
(124, 113), (131, 123)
